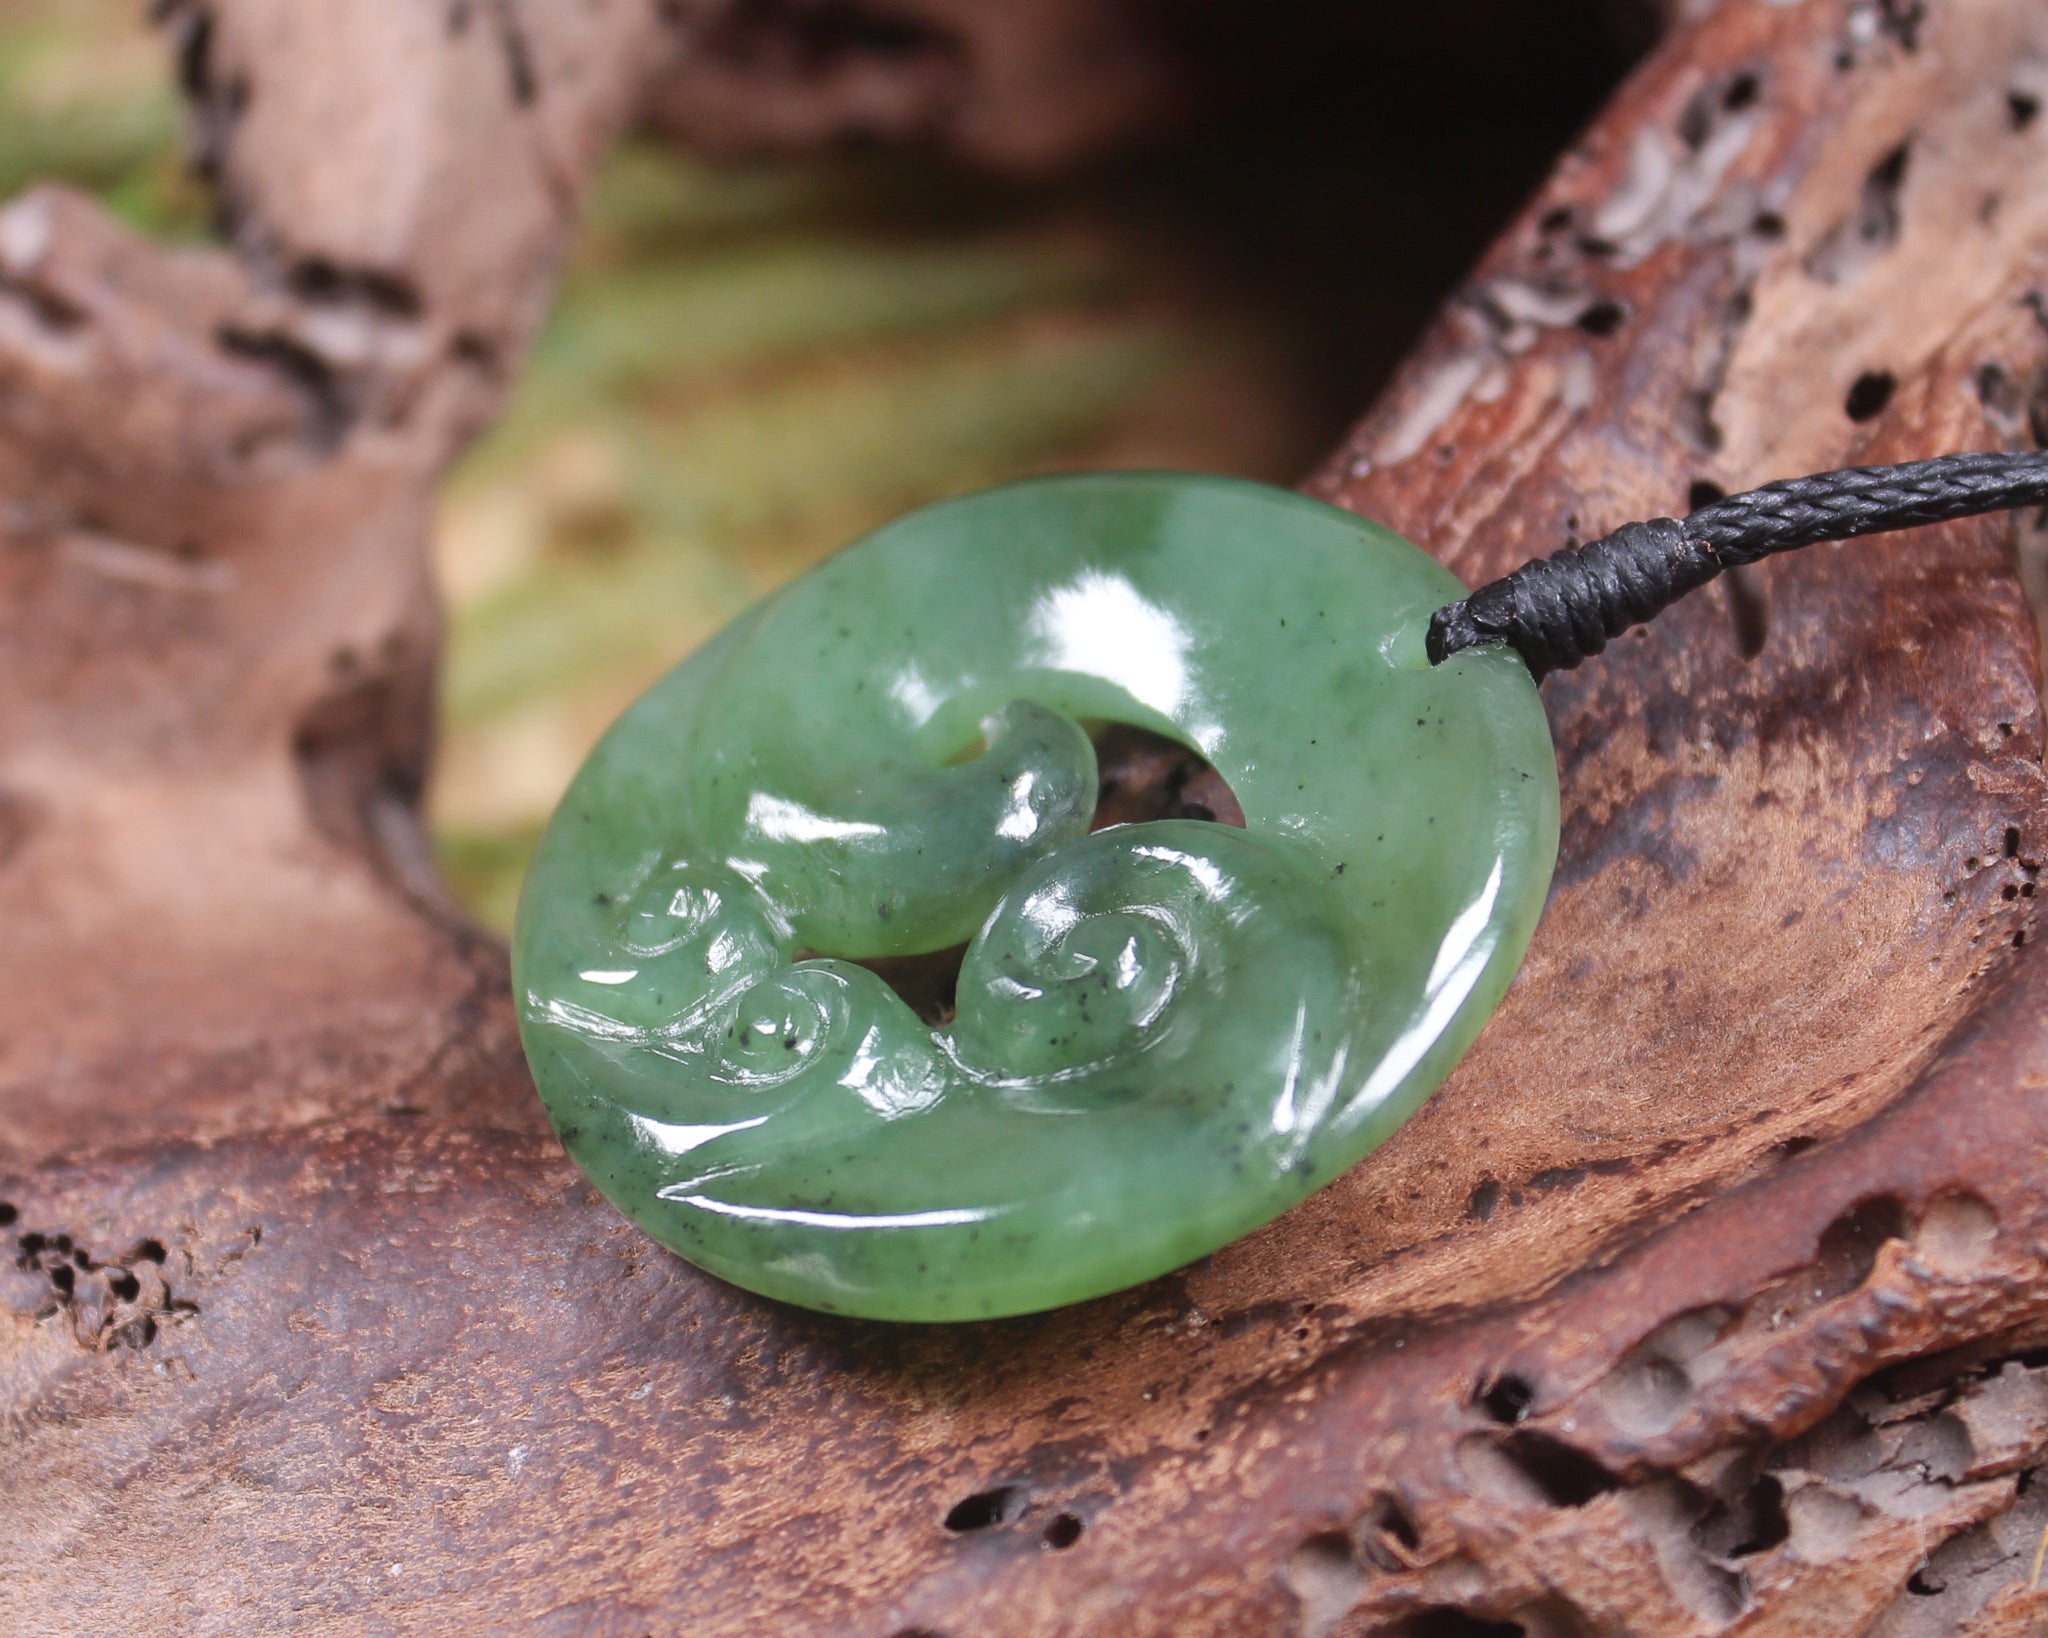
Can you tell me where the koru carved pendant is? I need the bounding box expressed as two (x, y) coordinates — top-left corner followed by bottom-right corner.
(513, 472), (1559, 1320)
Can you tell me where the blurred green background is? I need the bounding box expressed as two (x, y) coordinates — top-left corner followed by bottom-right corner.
(5, 0), (1620, 929)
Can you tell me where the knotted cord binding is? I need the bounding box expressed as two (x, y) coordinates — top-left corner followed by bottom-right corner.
(1427, 450), (2048, 678)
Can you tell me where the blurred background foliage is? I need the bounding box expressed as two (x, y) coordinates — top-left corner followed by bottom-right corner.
(6, 0), (1622, 929)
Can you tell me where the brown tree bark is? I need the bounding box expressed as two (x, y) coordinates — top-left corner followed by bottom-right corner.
(6, 2), (2048, 1635)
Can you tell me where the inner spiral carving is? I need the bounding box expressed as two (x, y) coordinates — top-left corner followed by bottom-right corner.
(586, 714), (1265, 1101)
(842, 725), (1244, 1025)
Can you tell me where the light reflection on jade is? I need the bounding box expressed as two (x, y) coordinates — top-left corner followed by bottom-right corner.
(513, 473), (1559, 1321)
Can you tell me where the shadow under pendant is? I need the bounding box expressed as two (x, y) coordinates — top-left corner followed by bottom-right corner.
(513, 471), (1560, 1320)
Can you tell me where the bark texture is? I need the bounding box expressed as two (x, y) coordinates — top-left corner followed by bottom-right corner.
(7, 2), (2048, 1635)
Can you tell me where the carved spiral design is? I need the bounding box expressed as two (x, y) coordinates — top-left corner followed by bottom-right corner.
(516, 474), (1559, 1320)
(949, 823), (1353, 1103)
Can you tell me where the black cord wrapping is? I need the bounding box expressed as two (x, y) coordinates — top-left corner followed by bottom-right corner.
(1425, 449), (2048, 678)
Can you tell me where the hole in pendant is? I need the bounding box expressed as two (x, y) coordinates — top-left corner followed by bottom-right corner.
(1043, 1512), (1083, 1549)
(852, 943), (970, 1026)
(1091, 724), (1246, 831)
(945, 1485), (1028, 1532)
(840, 724), (1245, 1024)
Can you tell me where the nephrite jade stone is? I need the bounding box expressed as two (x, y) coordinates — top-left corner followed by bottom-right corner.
(513, 473), (1559, 1321)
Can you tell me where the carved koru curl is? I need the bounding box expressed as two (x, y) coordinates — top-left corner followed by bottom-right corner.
(515, 473), (1558, 1320)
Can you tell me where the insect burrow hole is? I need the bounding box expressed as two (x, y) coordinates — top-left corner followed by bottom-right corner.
(943, 1484), (1028, 1533)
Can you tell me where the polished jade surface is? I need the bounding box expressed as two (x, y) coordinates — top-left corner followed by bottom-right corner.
(513, 473), (1558, 1321)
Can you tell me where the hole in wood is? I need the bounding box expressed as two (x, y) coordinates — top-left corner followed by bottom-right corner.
(1804, 142), (1910, 284)
(1576, 299), (1625, 337)
(944, 1485), (1027, 1532)
(1478, 1373), (1535, 1424)
(1723, 565), (1770, 659)
(1844, 370), (1896, 422)
(1360, 1491), (1424, 1570)
(1694, 1471), (1790, 1559)
(1386, 1611), (1526, 1638)
(1497, 1431), (1622, 1508)
(1042, 1513), (1082, 1550)
(1743, 1196), (1911, 1332)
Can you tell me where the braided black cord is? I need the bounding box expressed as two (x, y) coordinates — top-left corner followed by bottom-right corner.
(1426, 449), (2048, 678)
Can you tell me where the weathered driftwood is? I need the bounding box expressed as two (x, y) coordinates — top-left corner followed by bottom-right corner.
(7, 2), (2048, 1634)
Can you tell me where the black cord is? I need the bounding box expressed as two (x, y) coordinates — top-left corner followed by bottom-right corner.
(1425, 449), (2048, 678)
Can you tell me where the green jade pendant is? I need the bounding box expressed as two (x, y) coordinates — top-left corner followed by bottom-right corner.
(514, 473), (1559, 1320)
